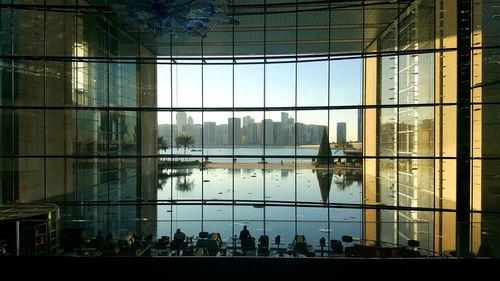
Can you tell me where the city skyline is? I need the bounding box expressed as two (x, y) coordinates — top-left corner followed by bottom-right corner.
(159, 112), (360, 146)
(156, 58), (362, 140)
(158, 111), (360, 143)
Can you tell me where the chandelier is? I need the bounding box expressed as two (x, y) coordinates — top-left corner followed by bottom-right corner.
(112, 0), (238, 38)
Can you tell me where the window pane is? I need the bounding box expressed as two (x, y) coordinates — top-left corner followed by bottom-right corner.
(297, 61), (328, 106)
(172, 64), (202, 108)
(203, 64), (233, 108)
(265, 158), (295, 202)
(330, 58), (362, 106)
(18, 158), (44, 203)
(76, 158), (108, 201)
(109, 158), (138, 201)
(77, 110), (108, 156)
(234, 64), (264, 108)
(46, 109), (76, 156)
(234, 158), (263, 201)
(265, 63), (295, 107)
(46, 158), (75, 202)
(16, 109), (44, 156)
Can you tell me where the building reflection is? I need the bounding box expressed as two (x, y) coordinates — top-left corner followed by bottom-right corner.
(316, 170), (333, 204)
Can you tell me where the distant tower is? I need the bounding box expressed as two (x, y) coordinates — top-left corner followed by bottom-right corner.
(203, 121), (216, 145)
(337, 122), (346, 143)
(281, 112), (289, 125)
(264, 119), (274, 145)
(228, 118), (242, 145)
(176, 112), (187, 134)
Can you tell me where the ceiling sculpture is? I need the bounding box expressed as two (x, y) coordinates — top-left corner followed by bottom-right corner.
(111, 0), (238, 38)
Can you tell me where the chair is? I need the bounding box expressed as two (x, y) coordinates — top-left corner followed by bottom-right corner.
(292, 235), (315, 257)
(342, 235), (353, 248)
(194, 247), (209, 256)
(257, 235), (270, 256)
(408, 239), (419, 251)
(330, 239), (343, 255)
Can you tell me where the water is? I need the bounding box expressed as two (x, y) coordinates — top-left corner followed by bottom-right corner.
(161, 147), (343, 163)
(157, 167), (362, 247)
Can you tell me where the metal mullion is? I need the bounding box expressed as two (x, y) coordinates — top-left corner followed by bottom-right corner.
(43, 0), (47, 202)
(75, 0), (79, 202)
(262, 0), (267, 237)
(4, 45), (500, 65)
(326, 0), (332, 249)
(106, 15), (111, 209)
(169, 38), (173, 238)
(395, 0), (401, 246)
(360, 0), (366, 247)
(7, 100), (500, 111)
(137, 27), (142, 204)
(8, 0), (15, 203)
(231, 0), (235, 242)
(294, 0), (299, 238)
(201, 36), (204, 232)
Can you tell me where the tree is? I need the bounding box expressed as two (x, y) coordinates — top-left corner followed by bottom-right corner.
(333, 141), (354, 155)
(175, 134), (195, 160)
(158, 136), (169, 152)
(317, 127), (332, 165)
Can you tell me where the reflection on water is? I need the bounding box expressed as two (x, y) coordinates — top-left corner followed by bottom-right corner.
(156, 167), (363, 247)
(158, 168), (362, 204)
(175, 174), (195, 192)
(316, 170), (333, 203)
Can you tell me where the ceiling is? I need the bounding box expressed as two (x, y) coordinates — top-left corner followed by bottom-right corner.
(89, 0), (411, 57)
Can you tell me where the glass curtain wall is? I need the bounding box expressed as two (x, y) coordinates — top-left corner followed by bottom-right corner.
(1, 0), (500, 257)
(0, 0), (157, 240)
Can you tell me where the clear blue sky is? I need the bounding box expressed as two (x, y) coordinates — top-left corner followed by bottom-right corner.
(157, 58), (362, 142)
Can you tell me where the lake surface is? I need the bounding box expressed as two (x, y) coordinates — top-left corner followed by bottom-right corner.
(157, 167), (363, 247)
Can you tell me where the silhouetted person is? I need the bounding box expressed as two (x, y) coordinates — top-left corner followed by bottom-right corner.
(478, 238), (493, 257)
(95, 231), (106, 252)
(172, 228), (186, 255)
(239, 225), (252, 255)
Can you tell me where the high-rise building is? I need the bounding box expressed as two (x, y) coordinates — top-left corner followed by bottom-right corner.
(242, 116), (255, 145)
(176, 112), (187, 134)
(337, 122), (347, 143)
(264, 119), (274, 145)
(203, 122), (217, 145)
(228, 118), (241, 145)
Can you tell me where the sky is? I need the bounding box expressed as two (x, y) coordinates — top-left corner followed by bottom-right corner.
(157, 58), (362, 142)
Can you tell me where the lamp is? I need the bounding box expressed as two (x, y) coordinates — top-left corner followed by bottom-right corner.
(112, 0), (239, 38)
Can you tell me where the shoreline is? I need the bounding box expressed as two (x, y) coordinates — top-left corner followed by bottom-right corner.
(204, 162), (361, 170)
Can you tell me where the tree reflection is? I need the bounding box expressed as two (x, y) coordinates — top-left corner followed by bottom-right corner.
(158, 176), (167, 190)
(176, 173), (194, 192)
(316, 170), (333, 204)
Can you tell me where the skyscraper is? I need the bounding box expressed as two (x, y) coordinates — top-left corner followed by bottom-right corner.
(228, 118), (242, 145)
(337, 122), (347, 143)
(242, 116), (255, 145)
(203, 121), (217, 145)
(176, 112), (187, 134)
(264, 119), (274, 145)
